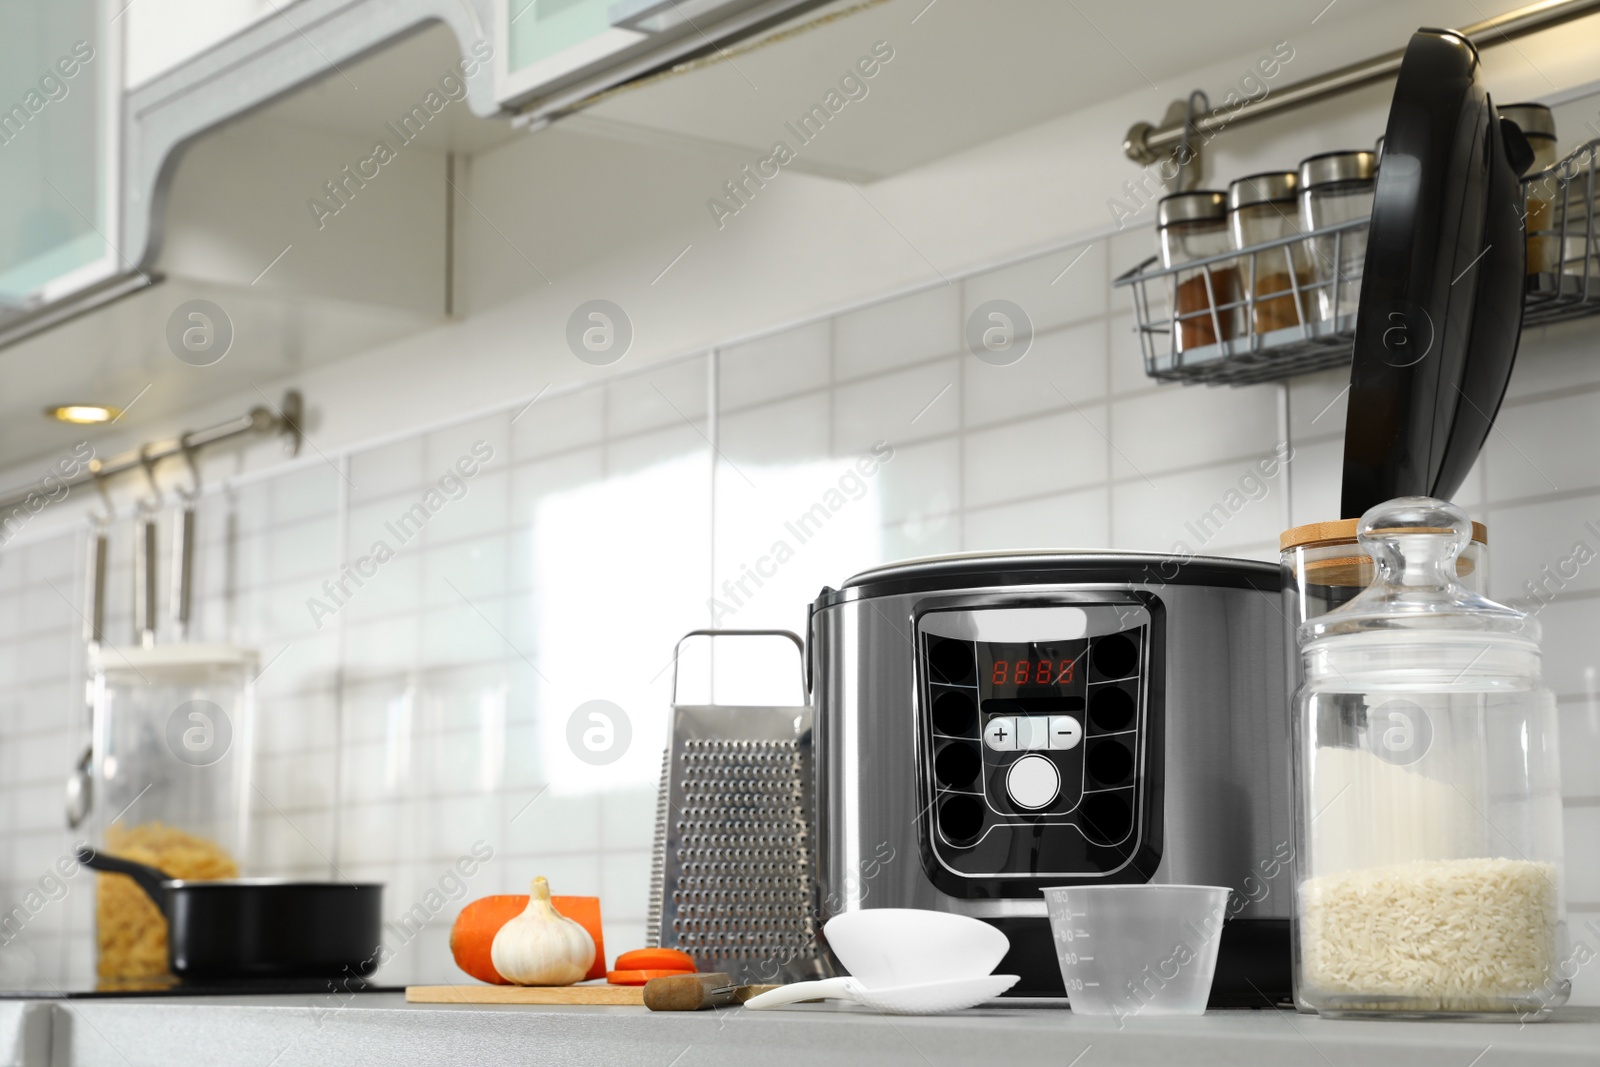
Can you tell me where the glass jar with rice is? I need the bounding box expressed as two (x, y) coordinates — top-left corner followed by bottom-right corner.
(1291, 498), (1567, 1019)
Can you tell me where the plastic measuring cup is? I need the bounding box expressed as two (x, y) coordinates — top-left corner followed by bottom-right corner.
(1042, 884), (1229, 1017)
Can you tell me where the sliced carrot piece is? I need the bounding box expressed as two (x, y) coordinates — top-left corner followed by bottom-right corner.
(606, 967), (695, 986)
(613, 948), (697, 973)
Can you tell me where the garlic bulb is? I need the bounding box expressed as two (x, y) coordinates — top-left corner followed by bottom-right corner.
(490, 876), (596, 985)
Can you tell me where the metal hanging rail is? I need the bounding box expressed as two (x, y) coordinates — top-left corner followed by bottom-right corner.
(0, 390), (304, 517)
(1123, 0), (1600, 164)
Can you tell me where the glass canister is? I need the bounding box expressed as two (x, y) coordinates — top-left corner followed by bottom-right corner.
(90, 644), (257, 985)
(1291, 498), (1566, 1019)
(1157, 190), (1242, 352)
(1281, 515), (1487, 626)
(1298, 150), (1377, 322)
(1499, 104), (1561, 276)
(1229, 171), (1312, 335)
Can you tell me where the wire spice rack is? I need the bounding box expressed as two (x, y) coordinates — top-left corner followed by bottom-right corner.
(1114, 139), (1600, 387)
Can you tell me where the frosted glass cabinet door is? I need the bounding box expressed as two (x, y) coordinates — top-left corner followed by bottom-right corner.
(495, 0), (821, 112)
(0, 0), (120, 322)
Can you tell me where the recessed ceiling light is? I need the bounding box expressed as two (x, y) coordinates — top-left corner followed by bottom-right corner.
(45, 404), (120, 424)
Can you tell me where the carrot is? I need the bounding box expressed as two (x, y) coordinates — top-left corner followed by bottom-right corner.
(553, 896), (607, 982)
(613, 947), (696, 973)
(607, 968), (695, 986)
(450, 894), (607, 984)
(450, 896), (523, 984)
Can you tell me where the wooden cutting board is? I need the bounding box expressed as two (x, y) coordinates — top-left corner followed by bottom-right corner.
(406, 983), (645, 1006)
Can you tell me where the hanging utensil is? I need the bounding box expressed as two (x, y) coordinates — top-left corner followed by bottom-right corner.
(171, 435), (200, 643)
(66, 468), (113, 830)
(133, 447), (160, 649)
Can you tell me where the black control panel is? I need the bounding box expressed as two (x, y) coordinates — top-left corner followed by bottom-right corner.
(916, 601), (1162, 895)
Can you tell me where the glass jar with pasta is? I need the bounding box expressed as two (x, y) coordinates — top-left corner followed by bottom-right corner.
(90, 645), (256, 987)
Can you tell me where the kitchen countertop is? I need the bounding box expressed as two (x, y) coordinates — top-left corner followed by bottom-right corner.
(3, 994), (1598, 1066)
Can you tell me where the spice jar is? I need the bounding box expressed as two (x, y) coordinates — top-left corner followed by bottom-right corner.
(1500, 104), (1561, 276)
(1291, 498), (1567, 1019)
(1298, 151), (1377, 323)
(1157, 191), (1241, 352)
(1229, 172), (1312, 334)
(91, 645), (257, 986)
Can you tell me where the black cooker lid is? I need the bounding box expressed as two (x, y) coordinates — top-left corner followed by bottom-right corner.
(1341, 28), (1532, 516)
(816, 550), (1280, 606)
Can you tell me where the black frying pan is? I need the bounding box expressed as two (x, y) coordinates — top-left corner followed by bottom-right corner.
(78, 847), (383, 980)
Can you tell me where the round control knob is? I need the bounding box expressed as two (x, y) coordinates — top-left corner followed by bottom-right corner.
(1006, 753), (1060, 810)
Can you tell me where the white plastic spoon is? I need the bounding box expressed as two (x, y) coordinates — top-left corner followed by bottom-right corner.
(743, 974), (1019, 1014)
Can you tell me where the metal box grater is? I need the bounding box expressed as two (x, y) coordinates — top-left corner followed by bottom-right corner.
(647, 630), (823, 984)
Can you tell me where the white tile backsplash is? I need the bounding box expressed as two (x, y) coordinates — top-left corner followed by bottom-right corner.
(1486, 389), (1600, 502)
(962, 319), (1108, 429)
(511, 386), (606, 462)
(833, 284), (961, 381)
(719, 321), (831, 411)
(1112, 457), (1290, 554)
(1111, 381), (1283, 478)
(350, 436), (425, 502)
(5, 222), (1600, 1004)
(877, 437), (960, 527)
(719, 393), (831, 467)
(1108, 312), (1151, 397)
(832, 357), (961, 452)
(964, 239), (1108, 334)
(606, 356), (708, 437)
(963, 408), (1110, 509)
(964, 486), (1111, 551)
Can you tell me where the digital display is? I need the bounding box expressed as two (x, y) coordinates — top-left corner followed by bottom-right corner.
(980, 639), (1088, 706)
(990, 659), (1075, 686)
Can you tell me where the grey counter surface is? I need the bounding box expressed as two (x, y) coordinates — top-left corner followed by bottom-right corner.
(3, 994), (1598, 1067)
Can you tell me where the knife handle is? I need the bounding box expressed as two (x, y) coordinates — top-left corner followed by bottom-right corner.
(643, 973), (778, 1011)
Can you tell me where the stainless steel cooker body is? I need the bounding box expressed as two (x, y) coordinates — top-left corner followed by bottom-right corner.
(809, 552), (1292, 1002)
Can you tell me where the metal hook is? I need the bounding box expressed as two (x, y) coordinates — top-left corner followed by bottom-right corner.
(1171, 90), (1210, 194)
(176, 431), (202, 503)
(89, 460), (115, 527)
(135, 444), (162, 517)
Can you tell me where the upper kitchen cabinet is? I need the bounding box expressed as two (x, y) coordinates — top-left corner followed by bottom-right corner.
(0, 0), (124, 339)
(123, 0), (280, 89)
(494, 0), (829, 122)
(0, 0), (504, 350)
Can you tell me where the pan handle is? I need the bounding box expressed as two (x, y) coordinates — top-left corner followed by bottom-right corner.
(75, 846), (171, 918)
(670, 629), (804, 707)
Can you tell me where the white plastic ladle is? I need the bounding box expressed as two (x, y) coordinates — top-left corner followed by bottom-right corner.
(743, 974), (1018, 1014)
(744, 909), (1017, 1014)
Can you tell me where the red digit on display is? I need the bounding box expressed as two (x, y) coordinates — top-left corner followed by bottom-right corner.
(992, 661), (1005, 685)
(1036, 661), (1050, 684)
(1058, 660), (1075, 684)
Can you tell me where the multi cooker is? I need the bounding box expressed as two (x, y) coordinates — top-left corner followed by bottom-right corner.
(808, 551), (1292, 1003)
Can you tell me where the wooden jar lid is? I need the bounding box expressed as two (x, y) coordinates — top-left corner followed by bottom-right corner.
(1279, 517), (1488, 553)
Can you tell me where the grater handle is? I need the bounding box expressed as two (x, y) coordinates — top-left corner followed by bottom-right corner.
(670, 629), (804, 707)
